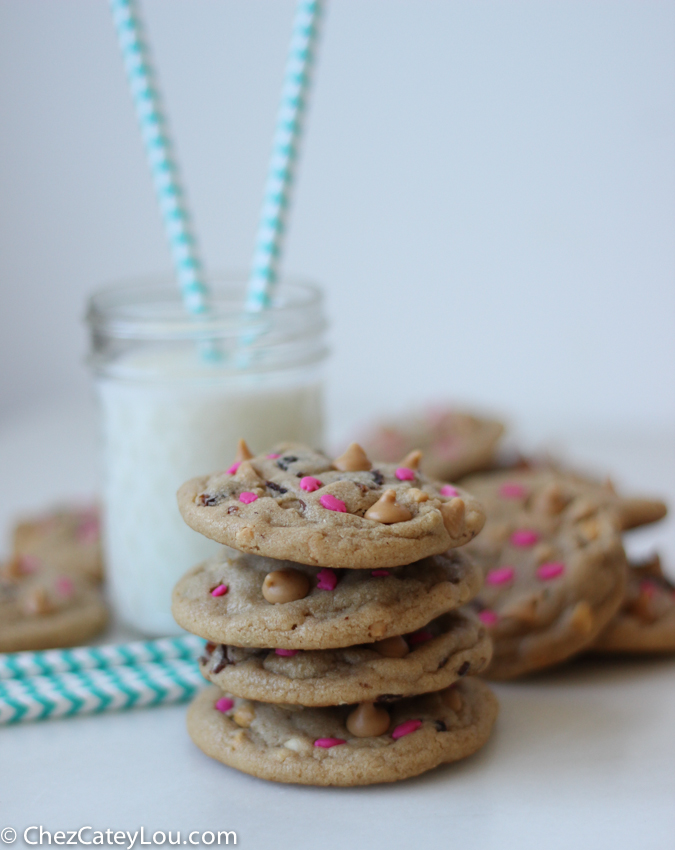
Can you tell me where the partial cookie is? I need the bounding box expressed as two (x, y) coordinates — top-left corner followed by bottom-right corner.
(172, 549), (483, 650)
(0, 556), (108, 653)
(177, 442), (485, 569)
(592, 555), (675, 654)
(199, 609), (492, 705)
(462, 468), (628, 679)
(13, 505), (103, 583)
(360, 407), (505, 482)
(187, 678), (498, 786)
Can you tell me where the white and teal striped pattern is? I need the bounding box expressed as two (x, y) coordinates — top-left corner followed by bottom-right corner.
(110, 0), (210, 316)
(247, 0), (325, 311)
(0, 658), (204, 725)
(0, 635), (203, 680)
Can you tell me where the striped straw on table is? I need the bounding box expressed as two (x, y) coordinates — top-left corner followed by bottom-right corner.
(110, 0), (210, 316)
(0, 635), (203, 680)
(0, 657), (204, 725)
(246, 0), (325, 311)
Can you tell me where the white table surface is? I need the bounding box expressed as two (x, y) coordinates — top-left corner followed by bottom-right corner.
(1, 401), (674, 850)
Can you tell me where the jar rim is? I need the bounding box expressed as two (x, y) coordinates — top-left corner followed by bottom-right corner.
(86, 272), (325, 341)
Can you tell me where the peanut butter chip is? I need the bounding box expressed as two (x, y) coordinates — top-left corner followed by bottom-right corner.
(333, 442), (372, 472)
(407, 488), (429, 503)
(568, 600), (594, 634)
(233, 703), (256, 727)
(442, 688), (463, 712)
(234, 460), (262, 485)
(234, 439), (254, 463)
(262, 569), (311, 604)
(23, 587), (53, 616)
(371, 635), (409, 658)
(440, 498), (465, 536)
(400, 449), (422, 470)
(346, 702), (391, 738)
(364, 490), (413, 524)
(368, 621), (388, 639)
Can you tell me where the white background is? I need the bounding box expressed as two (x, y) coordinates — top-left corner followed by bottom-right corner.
(0, 0), (673, 433)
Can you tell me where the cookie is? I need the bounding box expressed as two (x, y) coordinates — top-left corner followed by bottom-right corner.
(186, 677), (498, 786)
(462, 468), (628, 679)
(177, 442), (485, 569)
(592, 555), (675, 653)
(172, 549), (483, 650)
(360, 408), (505, 482)
(13, 505), (104, 583)
(198, 609), (492, 705)
(0, 555), (108, 653)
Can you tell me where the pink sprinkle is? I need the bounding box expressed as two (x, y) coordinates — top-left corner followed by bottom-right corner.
(314, 738), (346, 749)
(510, 529), (539, 547)
(215, 697), (234, 713)
(536, 562), (565, 581)
(275, 648), (299, 657)
(226, 461), (241, 475)
(76, 517), (100, 544)
(211, 584), (229, 597)
(391, 719), (422, 740)
(407, 629), (433, 646)
(19, 555), (40, 574)
(640, 580), (658, 597)
(267, 453), (281, 459)
(317, 568), (338, 591)
(486, 566), (515, 585)
(395, 467), (416, 481)
(478, 609), (499, 626)
(300, 476), (323, 492)
(239, 492), (258, 504)
(320, 493), (347, 513)
(440, 485), (459, 498)
(371, 569), (390, 577)
(499, 483), (527, 500)
(55, 577), (74, 598)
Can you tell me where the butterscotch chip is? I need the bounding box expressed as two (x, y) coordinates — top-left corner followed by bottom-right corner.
(186, 679), (499, 786)
(333, 443), (372, 472)
(177, 443), (485, 569)
(262, 569), (311, 604)
(462, 468), (630, 679)
(346, 703), (390, 738)
(233, 703), (256, 727)
(199, 610), (492, 706)
(372, 635), (409, 658)
(174, 550), (483, 651)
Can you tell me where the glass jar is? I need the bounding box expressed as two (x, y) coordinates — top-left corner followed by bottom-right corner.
(86, 274), (328, 636)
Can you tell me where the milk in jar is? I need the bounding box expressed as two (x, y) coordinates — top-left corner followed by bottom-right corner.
(87, 276), (327, 635)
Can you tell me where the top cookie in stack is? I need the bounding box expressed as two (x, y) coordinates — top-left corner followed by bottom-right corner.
(173, 441), (498, 786)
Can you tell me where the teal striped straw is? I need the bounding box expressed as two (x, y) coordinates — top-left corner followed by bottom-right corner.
(110, 0), (210, 316)
(246, 0), (325, 311)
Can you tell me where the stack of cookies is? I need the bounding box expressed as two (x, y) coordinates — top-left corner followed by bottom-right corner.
(172, 441), (498, 786)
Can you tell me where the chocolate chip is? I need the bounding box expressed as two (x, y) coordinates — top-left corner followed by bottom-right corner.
(437, 656), (450, 670)
(276, 455), (298, 471)
(199, 493), (222, 506)
(457, 661), (471, 677)
(370, 470), (384, 486)
(434, 720), (447, 732)
(227, 506), (239, 514)
(211, 645), (229, 674)
(266, 481), (288, 495)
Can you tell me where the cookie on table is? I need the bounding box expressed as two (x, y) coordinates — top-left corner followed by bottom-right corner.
(0, 555), (108, 653)
(462, 468), (629, 679)
(359, 407), (505, 482)
(172, 549), (483, 650)
(592, 554), (675, 654)
(177, 441), (485, 569)
(187, 678), (498, 786)
(199, 609), (492, 706)
(13, 505), (104, 583)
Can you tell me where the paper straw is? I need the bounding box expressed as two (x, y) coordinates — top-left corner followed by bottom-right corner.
(0, 635), (204, 681)
(0, 657), (205, 725)
(110, 0), (210, 316)
(246, 0), (325, 311)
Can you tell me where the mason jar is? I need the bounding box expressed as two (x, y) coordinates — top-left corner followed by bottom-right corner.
(86, 274), (328, 636)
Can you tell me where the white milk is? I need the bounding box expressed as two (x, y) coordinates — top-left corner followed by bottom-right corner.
(96, 349), (323, 635)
